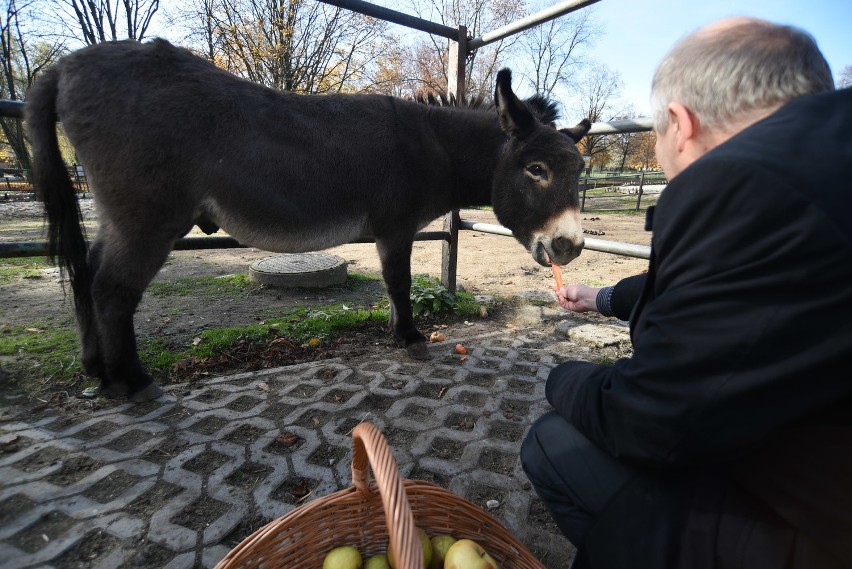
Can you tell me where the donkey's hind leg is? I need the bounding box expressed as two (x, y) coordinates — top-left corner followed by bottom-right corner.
(89, 227), (173, 402)
(79, 238), (106, 379)
(375, 233), (429, 359)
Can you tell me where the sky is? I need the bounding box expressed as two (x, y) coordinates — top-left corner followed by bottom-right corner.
(580, 0), (851, 116)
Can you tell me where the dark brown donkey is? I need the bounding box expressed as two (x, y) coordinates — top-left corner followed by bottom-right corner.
(25, 38), (591, 402)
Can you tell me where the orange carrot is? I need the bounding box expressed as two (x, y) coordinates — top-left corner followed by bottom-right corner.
(551, 263), (563, 290)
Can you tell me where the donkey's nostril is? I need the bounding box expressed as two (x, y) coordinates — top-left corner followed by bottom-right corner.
(552, 236), (578, 257)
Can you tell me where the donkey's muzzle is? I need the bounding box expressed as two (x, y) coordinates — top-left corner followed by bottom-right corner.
(551, 236), (585, 265)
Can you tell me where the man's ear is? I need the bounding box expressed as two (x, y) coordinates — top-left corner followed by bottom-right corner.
(668, 102), (698, 152)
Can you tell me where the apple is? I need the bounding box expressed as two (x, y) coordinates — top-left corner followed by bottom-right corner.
(387, 526), (432, 568)
(365, 553), (391, 569)
(323, 545), (363, 569)
(429, 534), (457, 569)
(443, 539), (499, 569)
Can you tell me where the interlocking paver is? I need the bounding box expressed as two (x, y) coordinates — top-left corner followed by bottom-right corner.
(0, 316), (628, 568)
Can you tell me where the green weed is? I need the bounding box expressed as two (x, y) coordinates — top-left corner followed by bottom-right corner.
(0, 256), (53, 283)
(148, 274), (265, 299)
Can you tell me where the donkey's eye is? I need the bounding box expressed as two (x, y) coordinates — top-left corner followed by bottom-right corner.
(526, 163), (549, 181)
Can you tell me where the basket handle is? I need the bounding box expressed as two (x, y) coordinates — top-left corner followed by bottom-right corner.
(351, 422), (424, 569)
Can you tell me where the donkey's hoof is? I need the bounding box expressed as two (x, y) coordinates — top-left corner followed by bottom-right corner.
(405, 341), (430, 360)
(128, 383), (164, 403)
(98, 383), (129, 399)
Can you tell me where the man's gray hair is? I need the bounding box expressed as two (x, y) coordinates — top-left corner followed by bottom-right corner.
(651, 19), (834, 133)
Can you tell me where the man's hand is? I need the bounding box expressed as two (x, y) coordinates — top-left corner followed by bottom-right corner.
(556, 283), (602, 313)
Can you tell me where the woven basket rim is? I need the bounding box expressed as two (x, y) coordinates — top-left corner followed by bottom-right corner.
(214, 422), (546, 569)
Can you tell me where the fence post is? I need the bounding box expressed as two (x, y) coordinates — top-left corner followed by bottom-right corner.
(580, 154), (591, 212)
(441, 25), (467, 294)
(635, 171), (645, 211)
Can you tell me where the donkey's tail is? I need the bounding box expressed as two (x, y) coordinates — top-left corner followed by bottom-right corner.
(25, 65), (92, 317)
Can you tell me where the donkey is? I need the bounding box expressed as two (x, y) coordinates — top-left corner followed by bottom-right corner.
(26, 38), (591, 402)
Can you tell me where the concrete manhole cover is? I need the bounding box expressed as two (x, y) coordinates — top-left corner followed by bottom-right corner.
(249, 253), (347, 288)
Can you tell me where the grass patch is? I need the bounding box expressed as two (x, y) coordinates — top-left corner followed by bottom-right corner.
(4, 268), (492, 397)
(0, 322), (84, 390)
(148, 274), (264, 300)
(137, 303), (392, 378)
(0, 256), (53, 283)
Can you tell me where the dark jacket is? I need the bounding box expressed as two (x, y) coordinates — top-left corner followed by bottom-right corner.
(547, 88), (852, 569)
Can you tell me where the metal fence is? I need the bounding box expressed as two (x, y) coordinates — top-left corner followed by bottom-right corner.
(580, 171), (667, 213)
(1, 166), (89, 199)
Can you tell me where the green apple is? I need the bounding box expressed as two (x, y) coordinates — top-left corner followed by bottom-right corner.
(429, 534), (457, 569)
(387, 526), (433, 568)
(443, 539), (499, 569)
(364, 553), (391, 569)
(323, 545), (363, 569)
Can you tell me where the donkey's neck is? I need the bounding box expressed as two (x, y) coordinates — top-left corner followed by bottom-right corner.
(424, 106), (506, 208)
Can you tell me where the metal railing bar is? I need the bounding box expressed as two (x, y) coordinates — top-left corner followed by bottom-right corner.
(459, 219), (650, 259)
(0, 99), (24, 118)
(315, 0), (459, 40)
(468, 0), (601, 50)
(0, 231), (452, 259)
(587, 117), (654, 135)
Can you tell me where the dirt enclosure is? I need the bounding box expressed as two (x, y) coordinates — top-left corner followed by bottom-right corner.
(0, 198), (651, 568)
(1, 200), (651, 384)
(1, 198), (650, 331)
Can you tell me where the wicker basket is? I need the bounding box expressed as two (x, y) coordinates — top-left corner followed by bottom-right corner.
(214, 421), (546, 569)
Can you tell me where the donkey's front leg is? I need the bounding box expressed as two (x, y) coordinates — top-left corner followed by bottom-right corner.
(375, 235), (429, 359)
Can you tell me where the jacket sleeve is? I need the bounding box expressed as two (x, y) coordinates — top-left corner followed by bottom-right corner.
(547, 159), (852, 466)
(610, 274), (646, 320)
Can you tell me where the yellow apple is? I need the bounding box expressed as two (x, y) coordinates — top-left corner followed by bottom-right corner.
(429, 534), (457, 569)
(443, 539), (499, 569)
(323, 545), (363, 569)
(387, 526), (432, 568)
(364, 553), (391, 569)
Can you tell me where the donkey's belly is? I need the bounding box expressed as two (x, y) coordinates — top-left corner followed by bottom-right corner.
(215, 214), (369, 254)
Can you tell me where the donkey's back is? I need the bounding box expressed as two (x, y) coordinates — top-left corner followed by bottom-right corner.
(50, 39), (451, 251)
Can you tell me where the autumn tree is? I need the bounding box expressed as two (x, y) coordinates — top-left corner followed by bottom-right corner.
(573, 63), (623, 171)
(1, 0), (63, 178)
(607, 107), (656, 172)
(45, 0), (160, 45)
(515, 0), (601, 98)
(171, 0), (389, 94)
(628, 130), (658, 171)
(839, 65), (852, 89)
(397, 0), (525, 99)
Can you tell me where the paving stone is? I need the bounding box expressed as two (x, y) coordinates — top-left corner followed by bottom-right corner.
(0, 319), (635, 568)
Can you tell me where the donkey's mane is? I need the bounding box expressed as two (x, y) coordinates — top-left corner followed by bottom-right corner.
(410, 90), (490, 109)
(410, 89), (561, 125)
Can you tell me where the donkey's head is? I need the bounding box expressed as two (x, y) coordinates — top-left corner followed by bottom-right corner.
(491, 69), (591, 267)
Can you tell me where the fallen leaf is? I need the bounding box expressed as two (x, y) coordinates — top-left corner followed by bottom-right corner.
(191, 337), (203, 346)
(257, 382), (270, 392)
(291, 481), (311, 501)
(307, 338), (321, 347)
(479, 305), (489, 318)
(25, 327), (44, 334)
(276, 432), (301, 446)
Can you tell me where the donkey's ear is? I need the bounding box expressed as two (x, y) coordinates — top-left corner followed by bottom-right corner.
(559, 119), (592, 143)
(495, 68), (536, 137)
